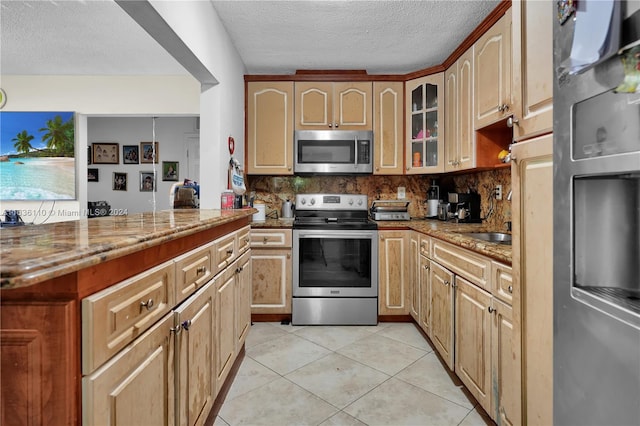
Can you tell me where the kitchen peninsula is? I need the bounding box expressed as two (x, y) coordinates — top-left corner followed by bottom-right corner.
(0, 208), (255, 425)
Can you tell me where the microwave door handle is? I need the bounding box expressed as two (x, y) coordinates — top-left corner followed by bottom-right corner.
(354, 137), (358, 167)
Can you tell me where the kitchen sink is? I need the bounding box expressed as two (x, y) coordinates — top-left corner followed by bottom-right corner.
(463, 232), (512, 245)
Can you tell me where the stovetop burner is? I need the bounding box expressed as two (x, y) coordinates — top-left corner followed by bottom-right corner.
(293, 193), (377, 230)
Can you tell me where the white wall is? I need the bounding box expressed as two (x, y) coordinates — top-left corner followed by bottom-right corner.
(87, 116), (198, 214)
(148, 0), (247, 208)
(0, 75), (200, 222)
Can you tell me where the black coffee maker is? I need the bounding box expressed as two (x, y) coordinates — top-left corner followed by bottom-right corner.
(448, 192), (481, 223)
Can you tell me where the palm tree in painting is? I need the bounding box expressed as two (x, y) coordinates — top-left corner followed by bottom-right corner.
(39, 115), (74, 156)
(12, 130), (35, 155)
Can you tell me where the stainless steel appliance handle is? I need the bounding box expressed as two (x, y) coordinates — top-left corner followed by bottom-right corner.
(296, 231), (376, 240)
(354, 136), (358, 166)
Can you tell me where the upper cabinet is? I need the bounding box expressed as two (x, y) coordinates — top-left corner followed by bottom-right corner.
(405, 73), (444, 174)
(246, 81), (294, 175)
(295, 82), (372, 130)
(373, 81), (404, 175)
(474, 9), (513, 129)
(445, 47), (475, 172)
(511, 0), (553, 141)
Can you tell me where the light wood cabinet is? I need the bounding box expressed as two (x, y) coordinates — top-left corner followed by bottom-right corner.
(419, 253), (431, 336)
(295, 81), (372, 130)
(445, 47), (475, 172)
(235, 250), (252, 349)
(429, 260), (455, 370)
(492, 297), (521, 426)
(406, 73), (444, 173)
(511, 0), (553, 141)
(512, 135), (553, 425)
(215, 264), (236, 391)
(378, 230), (410, 315)
(474, 10), (513, 129)
(174, 242), (214, 304)
(431, 239), (491, 291)
(81, 261), (175, 374)
(174, 280), (216, 426)
(409, 232), (420, 321)
(82, 314), (175, 426)
(246, 81), (294, 175)
(373, 81), (404, 174)
(250, 229), (292, 315)
(455, 276), (492, 412)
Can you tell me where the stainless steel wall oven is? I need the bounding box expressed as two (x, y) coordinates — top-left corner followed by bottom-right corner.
(292, 194), (378, 325)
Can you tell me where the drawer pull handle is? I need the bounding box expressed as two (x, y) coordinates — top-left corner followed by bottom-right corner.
(196, 266), (206, 275)
(226, 249), (234, 256)
(488, 306), (496, 314)
(140, 298), (154, 310)
(181, 320), (192, 331)
(508, 285), (513, 293)
(245, 238), (250, 243)
(263, 237), (269, 244)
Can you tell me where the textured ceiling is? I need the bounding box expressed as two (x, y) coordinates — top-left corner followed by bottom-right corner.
(1, 0), (500, 77)
(211, 0), (501, 75)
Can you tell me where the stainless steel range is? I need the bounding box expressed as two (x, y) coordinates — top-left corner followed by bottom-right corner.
(292, 193), (378, 325)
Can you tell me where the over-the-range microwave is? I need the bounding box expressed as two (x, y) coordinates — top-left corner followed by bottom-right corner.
(294, 130), (373, 174)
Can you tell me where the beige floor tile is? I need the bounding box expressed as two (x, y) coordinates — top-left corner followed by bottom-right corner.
(294, 325), (373, 351)
(377, 322), (434, 352)
(395, 352), (476, 410)
(245, 322), (288, 348)
(212, 415), (229, 426)
(458, 407), (495, 426)
(318, 411), (367, 426)
(247, 333), (331, 375)
(336, 333), (427, 376)
(224, 357), (280, 402)
(343, 377), (472, 426)
(286, 353), (390, 409)
(218, 377), (338, 426)
(269, 321), (308, 333)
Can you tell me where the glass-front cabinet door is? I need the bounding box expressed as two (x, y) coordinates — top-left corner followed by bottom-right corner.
(405, 73), (444, 174)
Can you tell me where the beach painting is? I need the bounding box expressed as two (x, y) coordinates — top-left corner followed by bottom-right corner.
(0, 111), (76, 200)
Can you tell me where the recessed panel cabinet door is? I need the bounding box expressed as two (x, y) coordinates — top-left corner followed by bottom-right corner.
(235, 251), (252, 349)
(429, 261), (455, 370)
(373, 81), (404, 174)
(247, 82), (294, 174)
(492, 297), (521, 426)
(419, 255), (431, 336)
(215, 266), (236, 390)
(174, 281), (216, 426)
(295, 82), (332, 129)
(333, 82), (372, 130)
(83, 314), (174, 426)
(378, 231), (409, 315)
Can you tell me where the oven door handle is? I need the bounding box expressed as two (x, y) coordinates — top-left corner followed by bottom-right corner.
(354, 136), (358, 166)
(295, 231), (377, 239)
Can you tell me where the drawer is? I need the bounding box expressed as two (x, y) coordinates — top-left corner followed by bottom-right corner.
(213, 232), (237, 275)
(419, 234), (430, 258)
(250, 229), (292, 248)
(237, 225), (252, 255)
(431, 239), (491, 290)
(492, 261), (514, 305)
(174, 242), (214, 303)
(82, 261), (175, 374)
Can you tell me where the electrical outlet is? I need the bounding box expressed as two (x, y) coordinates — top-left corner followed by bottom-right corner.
(397, 186), (406, 199)
(495, 185), (503, 200)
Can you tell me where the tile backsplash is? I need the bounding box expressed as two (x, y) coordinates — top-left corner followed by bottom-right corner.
(247, 167), (511, 230)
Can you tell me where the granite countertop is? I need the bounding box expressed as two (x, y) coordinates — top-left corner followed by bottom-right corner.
(0, 209), (256, 289)
(376, 218), (512, 264)
(247, 216), (511, 265)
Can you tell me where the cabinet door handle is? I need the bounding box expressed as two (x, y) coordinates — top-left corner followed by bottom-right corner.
(444, 280), (450, 286)
(488, 306), (496, 314)
(335, 123), (339, 128)
(288, 167), (292, 171)
(287, 253), (291, 259)
(423, 265), (430, 270)
(140, 298), (154, 310)
(508, 285), (513, 293)
(406, 166), (410, 171)
(196, 265), (206, 275)
(236, 266), (244, 274)
(181, 320), (192, 331)
(263, 237), (269, 244)
(329, 123), (333, 128)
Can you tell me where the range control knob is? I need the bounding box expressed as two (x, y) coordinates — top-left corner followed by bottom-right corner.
(358, 199), (364, 206)
(310, 198), (316, 205)
(348, 199), (354, 205)
(300, 198), (306, 205)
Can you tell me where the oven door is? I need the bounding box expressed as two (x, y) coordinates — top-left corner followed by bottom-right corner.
(293, 229), (378, 298)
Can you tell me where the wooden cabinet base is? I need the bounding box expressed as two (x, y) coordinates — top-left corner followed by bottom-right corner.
(205, 345), (245, 424)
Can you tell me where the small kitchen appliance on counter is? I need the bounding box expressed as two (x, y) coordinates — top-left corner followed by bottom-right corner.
(281, 198), (295, 219)
(448, 192), (481, 223)
(370, 200), (410, 221)
(426, 179), (440, 218)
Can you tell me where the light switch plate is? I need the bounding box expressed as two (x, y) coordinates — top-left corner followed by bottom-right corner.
(397, 186), (406, 199)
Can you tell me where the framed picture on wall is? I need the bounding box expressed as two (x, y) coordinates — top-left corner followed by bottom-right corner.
(92, 142), (119, 164)
(88, 168), (99, 182)
(122, 145), (139, 164)
(113, 172), (127, 191)
(140, 141), (159, 164)
(140, 171), (156, 192)
(162, 161), (179, 181)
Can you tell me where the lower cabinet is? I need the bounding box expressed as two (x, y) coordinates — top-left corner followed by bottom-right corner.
(235, 251), (252, 350)
(83, 314), (175, 425)
(250, 229), (292, 315)
(491, 297), (520, 426)
(428, 260), (455, 370)
(215, 263), (237, 391)
(409, 232), (421, 321)
(378, 230), (410, 315)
